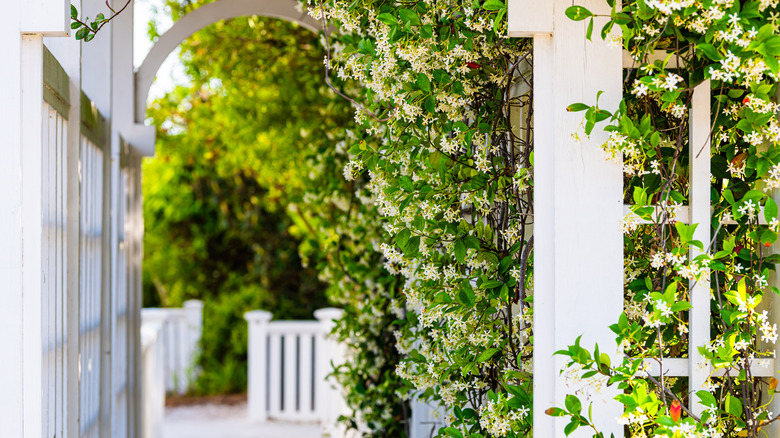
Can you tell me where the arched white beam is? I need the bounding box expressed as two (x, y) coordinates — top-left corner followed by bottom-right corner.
(135, 0), (322, 122)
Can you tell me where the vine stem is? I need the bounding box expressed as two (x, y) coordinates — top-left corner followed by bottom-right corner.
(315, 0), (391, 123)
(72, 0), (132, 36)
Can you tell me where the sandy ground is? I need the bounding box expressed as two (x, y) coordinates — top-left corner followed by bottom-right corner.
(162, 403), (322, 438)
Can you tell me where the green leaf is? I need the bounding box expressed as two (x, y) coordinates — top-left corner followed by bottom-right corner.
(696, 390), (717, 407)
(417, 73), (431, 92)
(399, 176), (413, 192)
(71, 4), (78, 19)
(546, 407), (566, 417)
(458, 284), (475, 307)
(586, 17), (594, 41)
(464, 235), (481, 249)
(493, 8), (506, 34)
(765, 197), (778, 224)
(482, 0), (505, 11)
(565, 6), (593, 21)
(443, 427), (463, 438)
(565, 394), (582, 414)
(377, 13), (397, 25)
(476, 348), (499, 362)
(71, 22), (81, 30)
(420, 24), (433, 39)
(424, 95), (436, 113)
(480, 280), (503, 290)
(726, 394), (743, 417)
(399, 8), (421, 26)
(567, 103), (589, 112)
(396, 229), (411, 249)
(433, 69), (450, 84)
(766, 55), (780, 75)
(696, 43), (723, 61)
(564, 420), (579, 436)
(454, 239), (466, 263)
(498, 255), (513, 275)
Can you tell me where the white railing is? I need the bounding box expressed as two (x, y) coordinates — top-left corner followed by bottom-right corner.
(140, 319), (166, 438)
(244, 307), (347, 433)
(141, 300), (204, 395)
(140, 300), (203, 438)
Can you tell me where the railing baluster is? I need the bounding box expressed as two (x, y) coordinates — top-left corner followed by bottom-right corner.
(269, 333), (282, 417)
(299, 333), (313, 416)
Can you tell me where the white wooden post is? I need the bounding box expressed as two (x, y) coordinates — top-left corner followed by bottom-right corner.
(245, 310), (272, 422)
(0, 6), (24, 434)
(689, 80), (712, 416)
(314, 308), (346, 435)
(184, 299), (204, 363)
(509, 1), (624, 436)
(21, 33), (46, 438)
(175, 312), (189, 394)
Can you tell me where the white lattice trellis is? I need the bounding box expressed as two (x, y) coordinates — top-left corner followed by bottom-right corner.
(508, 1), (780, 437)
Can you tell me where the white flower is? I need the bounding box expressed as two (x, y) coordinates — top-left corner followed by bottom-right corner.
(632, 81), (649, 97)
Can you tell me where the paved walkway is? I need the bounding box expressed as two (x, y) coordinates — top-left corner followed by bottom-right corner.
(162, 403), (322, 438)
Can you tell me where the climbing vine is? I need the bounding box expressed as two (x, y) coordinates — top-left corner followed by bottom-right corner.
(553, 1), (780, 437)
(309, 0), (534, 436)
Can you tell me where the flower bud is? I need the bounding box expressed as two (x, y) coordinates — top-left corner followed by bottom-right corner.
(670, 399), (682, 423)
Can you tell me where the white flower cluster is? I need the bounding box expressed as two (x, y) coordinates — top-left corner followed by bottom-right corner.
(759, 311), (778, 344)
(342, 158), (363, 181)
(478, 395), (529, 437)
(645, 0), (695, 15)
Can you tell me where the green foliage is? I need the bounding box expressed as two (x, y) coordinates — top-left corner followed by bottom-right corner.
(143, 14), (337, 394)
(313, 1), (533, 436)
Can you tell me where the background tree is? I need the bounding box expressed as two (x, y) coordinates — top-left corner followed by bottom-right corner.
(144, 15), (338, 394)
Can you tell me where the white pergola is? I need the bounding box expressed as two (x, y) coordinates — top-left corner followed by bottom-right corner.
(5, 0), (775, 437)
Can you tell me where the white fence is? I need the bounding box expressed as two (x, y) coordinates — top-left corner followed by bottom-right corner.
(140, 316), (167, 438)
(244, 308), (347, 432)
(141, 301), (204, 395)
(139, 300), (203, 438)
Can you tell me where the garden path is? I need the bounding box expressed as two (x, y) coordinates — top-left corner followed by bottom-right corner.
(162, 403), (322, 438)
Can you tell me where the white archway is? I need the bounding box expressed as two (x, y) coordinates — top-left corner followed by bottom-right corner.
(134, 0), (322, 123)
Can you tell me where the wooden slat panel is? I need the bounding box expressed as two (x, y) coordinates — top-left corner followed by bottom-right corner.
(79, 136), (103, 437)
